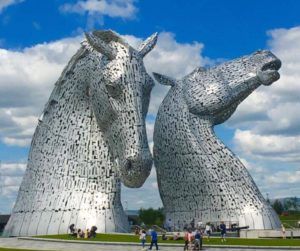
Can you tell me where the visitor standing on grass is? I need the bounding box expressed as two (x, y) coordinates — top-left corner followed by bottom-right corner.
(220, 222), (226, 242)
(205, 222), (212, 241)
(139, 229), (147, 250)
(281, 224), (286, 239)
(166, 218), (173, 232)
(149, 229), (159, 250)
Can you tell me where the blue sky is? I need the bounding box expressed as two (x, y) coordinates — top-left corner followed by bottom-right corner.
(0, 0), (300, 212)
(1, 0), (300, 53)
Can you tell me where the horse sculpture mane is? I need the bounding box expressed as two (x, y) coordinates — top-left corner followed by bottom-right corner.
(4, 30), (157, 236)
(153, 50), (282, 230)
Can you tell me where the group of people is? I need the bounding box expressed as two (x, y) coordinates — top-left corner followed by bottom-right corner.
(166, 218), (227, 241)
(182, 221), (227, 250)
(139, 228), (159, 250)
(183, 228), (203, 251)
(137, 221), (228, 250)
(69, 224), (97, 239)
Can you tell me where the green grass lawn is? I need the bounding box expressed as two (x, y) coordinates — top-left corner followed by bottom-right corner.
(280, 212), (300, 228)
(37, 233), (300, 247)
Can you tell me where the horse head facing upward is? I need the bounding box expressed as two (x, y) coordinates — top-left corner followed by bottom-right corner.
(153, 50), (282, 230)
(154, 50), (281, 125)
(86, 30), (157, 188)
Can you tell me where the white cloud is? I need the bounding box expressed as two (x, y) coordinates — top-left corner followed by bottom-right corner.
(124, 32), (209, 115)
(234, 130), (300, 162)
(0, 163), (26, 212)
(2, 137), (30, 147)
(266, 170), (300, 185)
(0, 36), (82, 147)
(60, 0), (137, 28)
(121, 167), (162, 209)
(237, 157), (300, 199)
(0, 31), (208, 211)
(240, 158), (264, 173)
(228, 26), (300, 166)
(146, 32), (209, 115)
(0, 163), (26, 195)
(1, 163), (26, 176)
(0, 0), (23, 13)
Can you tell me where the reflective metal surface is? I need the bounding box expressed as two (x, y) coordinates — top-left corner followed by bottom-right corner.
(4, 30), (157, 236)
(153, 50), (282, 230)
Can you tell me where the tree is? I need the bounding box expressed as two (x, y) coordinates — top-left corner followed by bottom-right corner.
(284, 197), (299, 211)
(272, 199), (284, 215)
(139, 207), (165, 226)
(290, 197), (299, 210)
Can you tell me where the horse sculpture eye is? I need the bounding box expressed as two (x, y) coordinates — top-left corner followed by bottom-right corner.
(105, 83), (122, 98)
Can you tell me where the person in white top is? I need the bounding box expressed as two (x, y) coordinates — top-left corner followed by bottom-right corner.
(205, 223), (212, 241)
(281, 224), (286, 239)
(139, 229), (147, 250)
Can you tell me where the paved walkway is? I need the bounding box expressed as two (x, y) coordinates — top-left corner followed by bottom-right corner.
(0, 238), (299, 251)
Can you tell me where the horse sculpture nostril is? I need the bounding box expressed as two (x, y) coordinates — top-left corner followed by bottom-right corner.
(261, 59), (281, 71)
(121, 156), (152, 188)
(125, 155), (152, 170)
(125, 159), (133, 171)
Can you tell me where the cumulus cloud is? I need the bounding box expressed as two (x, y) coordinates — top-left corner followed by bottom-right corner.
(228, 26), (300, 165)
(0, 36), (82, 147)
(0, 163), (26, 212)
(1, 163), (26, 176)
(234, 130), (300, 162)
(60, 0), (138, 28)
(267, 170), (300, 185)
(125, 32), (209, 115)
(224, 26), (300, 199)
(0, 0), (23, 13)
(121, 167), (162, 209)
(0, 31), (208, 211)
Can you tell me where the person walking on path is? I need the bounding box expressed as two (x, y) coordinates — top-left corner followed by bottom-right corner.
(194, 229), (203, 250)
(139, 229), (147, 250)
(149, 229), (159, 250)
(184, 229), (194, 251)
(220, 222), (226, 242)
(183, 229), (189, 251)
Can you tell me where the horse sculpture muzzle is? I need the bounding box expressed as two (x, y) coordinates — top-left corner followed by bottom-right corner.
(258, 56), (281, 85)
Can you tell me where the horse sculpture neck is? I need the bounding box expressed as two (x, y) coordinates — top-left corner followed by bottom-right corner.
(4, 46), (127, 237)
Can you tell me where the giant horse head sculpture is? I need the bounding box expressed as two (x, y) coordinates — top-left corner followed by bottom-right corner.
(152, 50), (282, 230)
(154, 50), (281, 125)
(85, 30), (157, 187)
(3, 30), (158, 237)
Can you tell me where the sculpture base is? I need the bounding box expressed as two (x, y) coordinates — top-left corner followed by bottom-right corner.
(3, 208), (129, 237)
(165, 207), (281, 231)
(240, 229), (300, 238)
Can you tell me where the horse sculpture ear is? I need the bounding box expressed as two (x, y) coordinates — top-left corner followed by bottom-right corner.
(153, 72), (176, 87)
(85, 31), (117, 60)
(138, 32), (158, 57)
